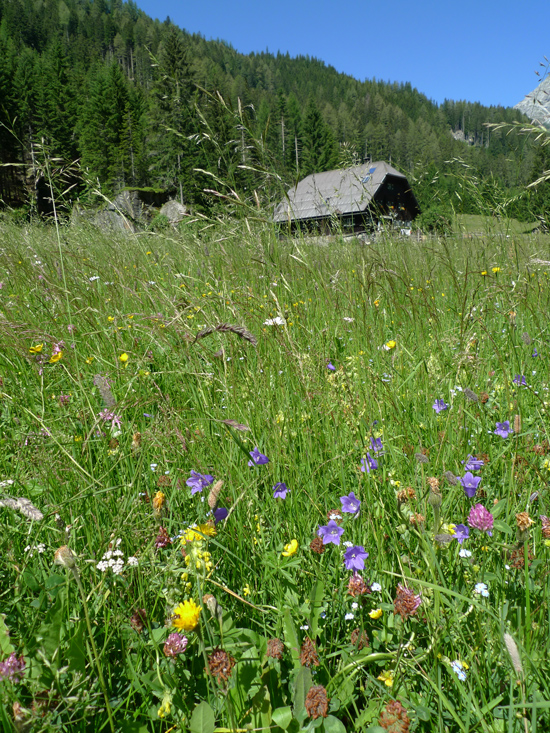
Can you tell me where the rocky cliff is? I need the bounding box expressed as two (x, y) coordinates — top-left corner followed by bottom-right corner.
(515, 75), (550, 126)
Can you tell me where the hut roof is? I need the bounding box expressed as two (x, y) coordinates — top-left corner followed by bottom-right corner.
(273, 161), (411, 223)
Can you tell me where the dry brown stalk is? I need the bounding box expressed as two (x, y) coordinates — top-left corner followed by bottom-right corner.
(193, 323), (257, 347)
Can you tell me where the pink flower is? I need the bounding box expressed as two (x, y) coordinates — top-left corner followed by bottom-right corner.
(98, 409), (122, 427)
(467, 504), (494, 535)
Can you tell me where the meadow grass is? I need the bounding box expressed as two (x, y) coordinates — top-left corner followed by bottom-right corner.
(0, 217), (550, 732)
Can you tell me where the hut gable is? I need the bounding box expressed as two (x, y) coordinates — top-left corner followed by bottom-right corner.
(274, 161), (419, 231)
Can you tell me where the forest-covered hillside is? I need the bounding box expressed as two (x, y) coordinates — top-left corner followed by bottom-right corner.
(0, 0), (544, 219)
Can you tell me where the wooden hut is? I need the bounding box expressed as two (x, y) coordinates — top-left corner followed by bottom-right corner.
(273, 161), (419, 233)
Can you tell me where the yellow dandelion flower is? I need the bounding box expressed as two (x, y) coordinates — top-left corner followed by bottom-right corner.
(172, 599), (201, 631)
(49, 351), (63, 364)
(183, 523), (216, 543)
(377, 670), (394, 687)
(29, 343), (44, 354)
(282, 539), (298, 557)
(384, 340), (396, 350)
(369, 608), (383, 619)
(119, 352), (129, 363)
(481, 271), (487, 276)
(492, 267), (500, 274)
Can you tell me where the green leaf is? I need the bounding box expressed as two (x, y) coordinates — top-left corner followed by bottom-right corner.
(322, 715), (346, 733)
(66, 620), (87, 674)
(308, 580), (325, 639)
(0, 614), (14, 656)
(364, 727), (386, 733)
(119, 723), (150, 733)
(272, 706), (293, 730)
(493, 519), (513, 535)
(246, 684), (272, 732)
(283, 608), (301, 669)
(293, 666), (312, 723)
(36, 588), (65, 661)
(189, 701), (215, 733)
(415, 705), (432, 721)
(22, 569), (41, 593)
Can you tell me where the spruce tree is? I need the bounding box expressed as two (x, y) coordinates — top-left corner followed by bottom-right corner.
(301, 97), (337, 176)
(147, 24), (195, 203)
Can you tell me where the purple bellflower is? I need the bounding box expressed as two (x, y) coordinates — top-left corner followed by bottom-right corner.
(494, 421), (511, 439)
(432, 398), (449, 414)
(344, 545), (369, 571)
(273, 482), (289, 499)
(513, 375), (527, 386)
(248, 447), (269, 466)
(453, 524), (469, 544)
(327, 362), (336, 371)
(317, 519), (344, 546)
(361, 452), (378, 473)
(340, 491), (361, 515)
(213, 507), (229, 523)
(460, 471), (482, 498)
(186, 470), (215, 495)
(370, 437), (384, 453)
(463, 454), (484, 471)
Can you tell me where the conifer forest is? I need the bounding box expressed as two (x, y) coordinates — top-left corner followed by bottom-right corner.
(1, 0), (548, 221)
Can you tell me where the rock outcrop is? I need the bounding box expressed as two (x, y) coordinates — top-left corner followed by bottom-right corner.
(514, 75), (550, 126)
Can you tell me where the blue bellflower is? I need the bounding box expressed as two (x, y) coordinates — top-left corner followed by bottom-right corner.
(340, 491), (361, 515)
(344, 545), (368, 570)
(460, 472), (481, 498)
(361, 453), (378, 473)
(248, 447), (269, 466)
(272, 482), (289, 499)
(186, 470), (215, 495)
(494, 421), (511, 439)
(317, 519), (344, 546)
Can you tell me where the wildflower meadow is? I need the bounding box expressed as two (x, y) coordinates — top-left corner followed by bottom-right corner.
(1, 215), (550, 732)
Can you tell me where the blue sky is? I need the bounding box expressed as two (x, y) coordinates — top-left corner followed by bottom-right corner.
(133, 0), (549, 108)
